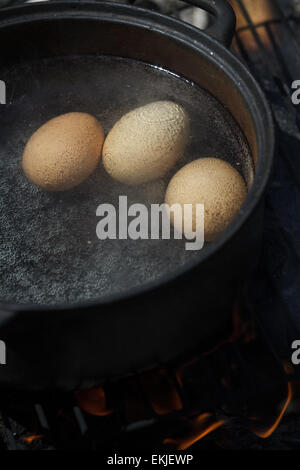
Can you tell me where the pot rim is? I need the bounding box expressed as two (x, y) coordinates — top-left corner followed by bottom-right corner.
(0, 1), (275, 314)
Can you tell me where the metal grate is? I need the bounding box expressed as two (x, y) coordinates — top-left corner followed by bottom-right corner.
(229, 0), (300, 363)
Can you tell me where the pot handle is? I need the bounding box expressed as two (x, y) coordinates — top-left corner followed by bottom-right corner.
(183, 0), (236, 47)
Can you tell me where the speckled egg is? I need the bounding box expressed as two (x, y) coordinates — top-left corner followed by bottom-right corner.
(165, 157), (247, 242)
(22, 112), (105, 191)
(102, 101), (190, 185)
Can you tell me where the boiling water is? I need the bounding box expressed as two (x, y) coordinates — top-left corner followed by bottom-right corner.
(0, 56), (253, 305)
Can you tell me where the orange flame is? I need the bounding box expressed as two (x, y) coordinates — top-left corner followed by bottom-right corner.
(21, 434), (44, 444)
(73, 306), (293, 446)
(164, 413), (225, 450)
(252, 381), (293, 439)
(141, 369), (183, 415)
(74, 386), (113, 417)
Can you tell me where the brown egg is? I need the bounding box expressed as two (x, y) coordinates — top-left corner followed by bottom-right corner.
(165, 158), (247, 242)
(102, 101), (189, 185)
(22, 112), (105, 191)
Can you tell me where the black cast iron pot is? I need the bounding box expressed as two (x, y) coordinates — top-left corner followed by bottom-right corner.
(0, 0), (274, 391)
